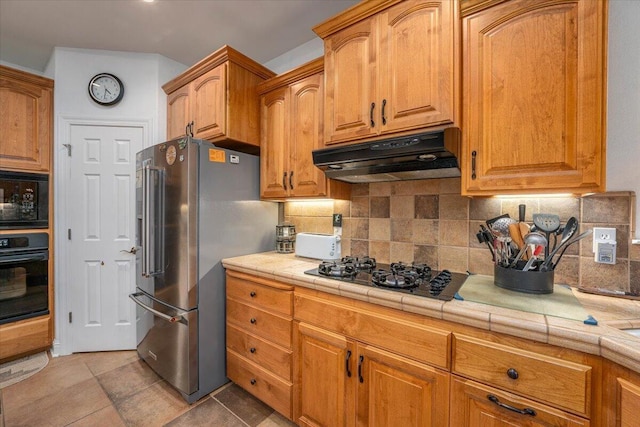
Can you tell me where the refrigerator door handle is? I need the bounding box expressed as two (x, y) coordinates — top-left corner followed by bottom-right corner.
(129, 292), (185, 323)
(142, 165), (164, 277)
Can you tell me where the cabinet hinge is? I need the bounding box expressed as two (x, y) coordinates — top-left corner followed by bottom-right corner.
(68, 312), (72, 323)
(68, 229), (71, 240)
(63, 144), (72, 157)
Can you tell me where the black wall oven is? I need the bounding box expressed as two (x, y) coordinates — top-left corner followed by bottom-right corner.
(0, 232), (49, 325)
(0, 171), (49, 229)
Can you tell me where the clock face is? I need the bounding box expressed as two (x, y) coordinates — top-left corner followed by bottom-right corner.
(88, 73), (124, 105)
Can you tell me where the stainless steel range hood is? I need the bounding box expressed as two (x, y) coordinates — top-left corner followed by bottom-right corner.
(312, 128), (461, 183)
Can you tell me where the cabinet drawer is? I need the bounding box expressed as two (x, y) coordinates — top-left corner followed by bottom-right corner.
(451, 376), (590, 427)
(452, 334), (591, 415)
(226, 324), (292, 381)
(227, 275), (292, 316)
(227, 349), (292, 419)
(294, 293), (450, 369)
(227, 298), (292, 349)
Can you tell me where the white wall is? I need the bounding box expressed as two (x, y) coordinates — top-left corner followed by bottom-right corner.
(606, 0), (640, 238)
(263, 38), (324, 74)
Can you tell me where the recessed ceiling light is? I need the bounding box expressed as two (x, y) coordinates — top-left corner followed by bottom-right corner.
(143, 0), (155, 3)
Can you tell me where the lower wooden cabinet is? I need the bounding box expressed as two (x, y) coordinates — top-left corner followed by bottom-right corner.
(295, 321), (449, 427)
(225, 271), (294, 419)
(450, 376), (590, 427)
(602, 360), (640, 427)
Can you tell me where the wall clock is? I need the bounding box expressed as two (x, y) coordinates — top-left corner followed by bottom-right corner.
(88, 73), (124, 106)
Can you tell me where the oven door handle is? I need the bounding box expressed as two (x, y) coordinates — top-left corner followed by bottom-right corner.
(0, 253), (48, 264)
(129, 292), (184, 323)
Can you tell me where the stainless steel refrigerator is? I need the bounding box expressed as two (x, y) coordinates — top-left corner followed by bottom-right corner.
(129, 137), (278, 403)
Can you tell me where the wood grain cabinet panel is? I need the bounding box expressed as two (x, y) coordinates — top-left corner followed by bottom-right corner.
(163, 46), (274, 154)
(258, 58), (350, 200)
(0, 65), (53, 172)
(460, 0), (607, 195)
(601, 360), (640, 426)
(317, 0), (459, 145)
(450, 376), (590, 427)
(225, 271), (294, 420)
(453, 334), (592, 416)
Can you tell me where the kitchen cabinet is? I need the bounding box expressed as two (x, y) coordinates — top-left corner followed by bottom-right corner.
(225, 271), (294, 420)
(294, 288), (450, 427)
(601, 360), (640, 426)
(258, 58), (350, 200)
(313, 0), (459, 145)
(451, 333), (596, 424)
(163, 45), (275, 155)
(450, 377), (590, 427)
(460, 0), (607, 195)
(0, 65), (53, 172)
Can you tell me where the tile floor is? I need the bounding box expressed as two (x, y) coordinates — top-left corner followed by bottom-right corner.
(0, 351), (297, 427)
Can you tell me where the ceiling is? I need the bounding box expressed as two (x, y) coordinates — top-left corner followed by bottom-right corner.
(0, 0), (359, 73)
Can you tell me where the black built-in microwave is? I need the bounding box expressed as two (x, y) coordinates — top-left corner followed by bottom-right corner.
(0, 171), (49, 229)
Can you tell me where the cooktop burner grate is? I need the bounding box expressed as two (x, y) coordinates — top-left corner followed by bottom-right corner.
(305, 257), (468, 301)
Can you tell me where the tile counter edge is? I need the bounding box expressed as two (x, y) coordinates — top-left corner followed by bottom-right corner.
(222, 251), (640, 374)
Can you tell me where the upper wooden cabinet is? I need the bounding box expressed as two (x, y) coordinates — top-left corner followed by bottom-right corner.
(314, 0), (459, 145)
(460, 0), (607, 195)
(258, 58), (350, 200)
(162, 46), (275, 155)
(0, 65), (53, 172)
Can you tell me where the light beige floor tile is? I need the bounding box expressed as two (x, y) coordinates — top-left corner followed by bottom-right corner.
(4, 377), (110, 427)
(96, 358), (160, 404)
(115, 380), (190, 426)
(165, 397), (245, 426)
(67, 404), (127, 427)
(79, 350), (138, 376)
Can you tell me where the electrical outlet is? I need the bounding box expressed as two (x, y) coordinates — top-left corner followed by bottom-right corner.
(593, 227), (617, 264)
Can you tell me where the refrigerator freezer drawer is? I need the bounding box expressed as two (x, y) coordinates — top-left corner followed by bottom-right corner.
(132, 291), (198, 395)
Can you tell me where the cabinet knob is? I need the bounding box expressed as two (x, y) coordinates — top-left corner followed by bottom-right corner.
(250, 318), (257, 324)
(250, 379), (257, 385)
(250, 291), (256, 297)
(250, 347), (256, 353)
(507, 368), (519, 380)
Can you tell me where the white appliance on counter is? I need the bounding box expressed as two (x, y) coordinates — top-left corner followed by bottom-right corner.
(295, 232), (341, 260)
(129, 137), (278, 403)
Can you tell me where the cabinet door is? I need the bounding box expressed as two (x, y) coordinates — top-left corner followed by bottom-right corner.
(378, 0), (457, 134)
(450, 377), (590, 427)
(461, 0), (606, 195)
(166, 86), (190, 140)
(616, 378), (640, 427)
(324, 18), (378, 144)
(191, 64), (227, 140)
(0, 75), (52, 172)
(357, 344), (449, 427)
(295, 322), (355, 427)
(260, 87), (289, 199)
(290, 73), (327, 197)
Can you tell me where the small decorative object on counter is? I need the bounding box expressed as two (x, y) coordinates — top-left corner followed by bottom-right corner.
(275, 222), (296, 253)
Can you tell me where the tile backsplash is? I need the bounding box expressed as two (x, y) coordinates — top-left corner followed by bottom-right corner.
(284, 178), (638, 293)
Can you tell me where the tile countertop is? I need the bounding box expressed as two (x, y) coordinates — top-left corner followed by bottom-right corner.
(222, 251), (640, 374)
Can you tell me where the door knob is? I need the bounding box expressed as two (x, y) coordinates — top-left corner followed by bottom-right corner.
(120, 247), (138, 255)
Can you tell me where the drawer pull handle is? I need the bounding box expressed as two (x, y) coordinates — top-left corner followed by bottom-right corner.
(358, 355), (364, 383)
(507, 368), (519, 380)
(250, 318), (257, 324)
(250, 291), (256, 297)
(471, 150), (477, 180)
(250, 347), (256, 354)
(370, 102), (375, 127)
(250, 379), (257, 385)
(487, 394), (536, 417)
(345, 350), (352, 377)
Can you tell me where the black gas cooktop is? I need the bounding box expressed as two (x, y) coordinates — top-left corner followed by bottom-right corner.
(304, 256), (468, 301)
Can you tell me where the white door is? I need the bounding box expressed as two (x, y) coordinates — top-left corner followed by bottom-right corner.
(68, 124), (144, 352)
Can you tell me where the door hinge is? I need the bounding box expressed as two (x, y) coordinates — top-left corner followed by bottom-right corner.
(63, 143), (72, 157)
(68, 312), (72, 323)
(68, 229), (71, 240)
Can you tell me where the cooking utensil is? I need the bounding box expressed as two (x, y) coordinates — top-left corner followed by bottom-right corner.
(532, 213), (560, 258)
(476, 226), (495, 262)
(521, 234), (548, 271)
(545, 229), (593, 271)
(538, 217), (578, 271)
(511, 233), (547, 268)
(486, 213), (510, 229)
(491, 217), (517, 266)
